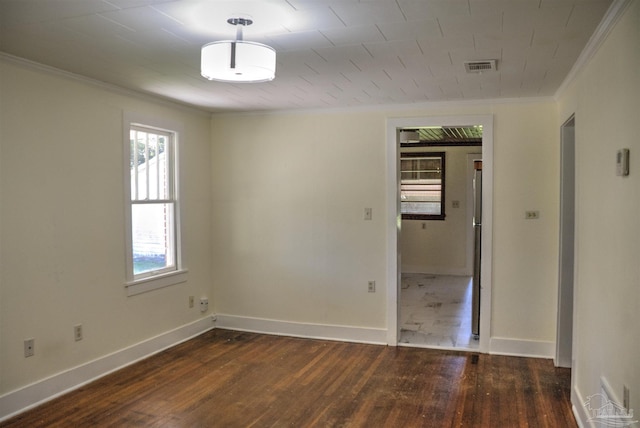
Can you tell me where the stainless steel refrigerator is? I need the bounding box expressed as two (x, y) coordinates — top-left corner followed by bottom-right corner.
(472, 161), (482, 337)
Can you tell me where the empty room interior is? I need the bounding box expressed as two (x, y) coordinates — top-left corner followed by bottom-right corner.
(1, 0), (638, 426)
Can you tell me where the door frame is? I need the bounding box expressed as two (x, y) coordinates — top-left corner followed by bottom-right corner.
(467, 153), (483, 277)
(386, 115), (493, 353)
(556, 114), (576, 367)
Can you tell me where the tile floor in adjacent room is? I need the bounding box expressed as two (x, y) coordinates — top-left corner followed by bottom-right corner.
(400, 273), (479, 350)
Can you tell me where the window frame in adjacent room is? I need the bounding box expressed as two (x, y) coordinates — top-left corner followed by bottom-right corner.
(400, 151), (446, 221)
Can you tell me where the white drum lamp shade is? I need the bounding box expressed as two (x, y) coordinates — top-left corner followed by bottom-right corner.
(201, 40), (276, 83)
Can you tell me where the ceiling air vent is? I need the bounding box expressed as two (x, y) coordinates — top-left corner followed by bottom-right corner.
(464, 60), (497, 73)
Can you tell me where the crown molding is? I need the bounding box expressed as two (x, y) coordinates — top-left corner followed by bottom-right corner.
(210, 95), (556, 118)
(0, 52), (212, 118)
(554, 0), (633, 101)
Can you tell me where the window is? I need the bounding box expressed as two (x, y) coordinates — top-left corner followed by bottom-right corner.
(400, 152), (445, 220)
(124, 114), (186, 295)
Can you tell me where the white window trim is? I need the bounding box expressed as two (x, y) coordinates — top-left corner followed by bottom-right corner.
(123, 111), (187, 296)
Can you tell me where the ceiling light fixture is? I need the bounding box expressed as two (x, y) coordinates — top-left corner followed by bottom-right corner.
(201, 17), (276, 83)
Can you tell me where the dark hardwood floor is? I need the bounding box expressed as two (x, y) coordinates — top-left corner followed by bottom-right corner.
(1, 329), (576, 427)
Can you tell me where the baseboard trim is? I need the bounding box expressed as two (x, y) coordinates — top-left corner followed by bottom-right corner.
(489, 337), (555, 359)
(215, 314), (387, 345)
(0, 317), (215, 422)
(572, 385), (590, 428)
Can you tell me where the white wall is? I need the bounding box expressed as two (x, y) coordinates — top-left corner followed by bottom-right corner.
(211, 99), (560, 347)
(401, 146), (481, 275)
(0, 60), (213, 398)
(210, 112), (388, 330)
(556, 0), (639, 420)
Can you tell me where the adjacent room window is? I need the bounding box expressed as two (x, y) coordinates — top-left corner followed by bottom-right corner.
(124, 114), (186, 295)
(400, 152), (446, 220)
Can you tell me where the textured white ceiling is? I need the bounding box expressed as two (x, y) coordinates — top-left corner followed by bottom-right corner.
(0, 0), (613, 112)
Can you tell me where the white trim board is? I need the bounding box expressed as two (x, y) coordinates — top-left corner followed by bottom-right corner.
(212, 95), (556, 118)
(215, 316), (556, 361)
(489, 337), (555, 359)
(571, 377), (634, 428)
(572, 384), (591, 428)
(1, 52), (555, 118)
(214, 314), (387, 345)
(0, 317), (215, 422)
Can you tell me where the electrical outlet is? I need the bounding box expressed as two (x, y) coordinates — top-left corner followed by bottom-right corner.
(364, 207), (372, 221)
(368, 281), (376, 293)
(189, 296), (194, 308)
(200, 297), (209, 313)
(24, 339), (34, 357)
(74, 324), (83, 342)
(525, 210), (540, 219)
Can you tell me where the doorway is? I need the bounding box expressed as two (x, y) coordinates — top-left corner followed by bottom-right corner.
(397, 142), (481, 350)
(556, 115), (575, 368)
(386, 115), (493, 353)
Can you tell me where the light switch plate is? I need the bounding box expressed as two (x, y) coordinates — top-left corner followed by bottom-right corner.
(616, 148), (629, 176)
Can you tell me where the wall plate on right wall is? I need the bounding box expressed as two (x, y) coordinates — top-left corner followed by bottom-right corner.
(616, 148), (629, 176)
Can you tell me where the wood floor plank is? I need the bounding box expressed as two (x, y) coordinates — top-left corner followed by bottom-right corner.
(1, 329), (576, 427)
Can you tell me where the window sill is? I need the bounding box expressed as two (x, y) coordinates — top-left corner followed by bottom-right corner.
(125, 269), (188, 296)
(402, 215), (446, 221)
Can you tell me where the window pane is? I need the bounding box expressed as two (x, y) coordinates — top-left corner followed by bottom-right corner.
(400, 153), (444, 218)
(131, 203), (175, 275)
(130, 130), (171, 202)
